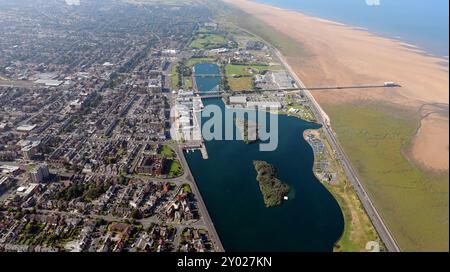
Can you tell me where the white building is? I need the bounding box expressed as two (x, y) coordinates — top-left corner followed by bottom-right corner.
(229, 96), (247, 105)
(16, 124), (37, 132)
(246, 101), (281, 109)
(35, 79), (63, 87)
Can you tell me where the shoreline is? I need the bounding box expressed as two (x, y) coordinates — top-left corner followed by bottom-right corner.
(311, 15), (445, 60)
(302, 129), (342, 242)
(249, 0), (449, 59)
(303, 129), (347, 251)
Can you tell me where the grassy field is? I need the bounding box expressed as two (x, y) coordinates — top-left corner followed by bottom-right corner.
(326, 180), (381, 252)
(189, 34), (228, 49)
(324, 102), (449, 251)
(182, 184), (192, 193)
(159, 145), (175, 158)
(168, 160), (183, 178)
(184, 77), (193, 90)
(225, 64), (280, 76)
(226, 7), (310, 59)
(228, 77), (253, 91)
(170, 63), (179, 90)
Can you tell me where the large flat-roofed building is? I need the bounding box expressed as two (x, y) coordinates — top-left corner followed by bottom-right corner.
(162, 49), (177, 56)
(246, 101), (281, 109)
(229, 96), (247, 105)
(16, 183), (39, 198)
(136, 155), (167, 176)
(255, 71), (297, 90)
(16, 124), (37, 132)
(22, 145), (34, 160)
(30, 164), (50, 183)
(0, 165), (20, 175)
(35, 79), (63, 87)
(246, 40), (265, 50)
(272, 71), (296, 89)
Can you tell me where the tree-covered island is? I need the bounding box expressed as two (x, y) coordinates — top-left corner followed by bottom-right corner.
(253, 160), (290, 208)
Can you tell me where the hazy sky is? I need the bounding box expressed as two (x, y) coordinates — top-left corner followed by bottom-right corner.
(65, 0), (80, 5)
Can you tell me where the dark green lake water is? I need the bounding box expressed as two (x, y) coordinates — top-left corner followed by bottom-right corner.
(186, 63), (344, 251)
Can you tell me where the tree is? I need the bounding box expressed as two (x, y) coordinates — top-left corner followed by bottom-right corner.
(131, 209), (143, 220)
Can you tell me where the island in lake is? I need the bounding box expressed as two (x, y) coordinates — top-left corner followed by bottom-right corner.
(253, 160), (290, 208)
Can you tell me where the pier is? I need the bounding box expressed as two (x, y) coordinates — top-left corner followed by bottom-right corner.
(232, 83), (401, 94)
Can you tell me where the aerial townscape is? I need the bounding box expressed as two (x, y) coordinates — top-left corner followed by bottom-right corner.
(0, 0), (448, 254)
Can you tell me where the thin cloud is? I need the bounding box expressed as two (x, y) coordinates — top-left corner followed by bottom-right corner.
(65, 0), (81, 6)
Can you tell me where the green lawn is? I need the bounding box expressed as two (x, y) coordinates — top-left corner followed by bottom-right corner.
(312, 129), (381, 252)
(184, 77), (193, 89)
(324, 102), (449, 251)
(225, 64), (281, 76)
(228, 77), (253, 91)
(168, 160), (183, 178)
(189, 34), (228, 49)
(228, 7), (310, 58)
(158, 145), (183, 178)
(182, 184), (192, 193)
(170, 63), (179, 90)
(159, 145), (175, 158)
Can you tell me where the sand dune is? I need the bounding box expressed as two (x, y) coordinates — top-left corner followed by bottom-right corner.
(225, 0), (449, 171)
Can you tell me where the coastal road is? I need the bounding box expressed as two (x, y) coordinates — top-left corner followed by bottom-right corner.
(272, 47), (401, 252)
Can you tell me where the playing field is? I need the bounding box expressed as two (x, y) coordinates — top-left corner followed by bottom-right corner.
(189, 34), (228, 49)
(228, 77), (253, 91)
(225, 64), (280, 76)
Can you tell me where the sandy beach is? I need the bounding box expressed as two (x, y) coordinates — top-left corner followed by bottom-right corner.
(411, 109), (449, 171)
(224, 0), (449, 172)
